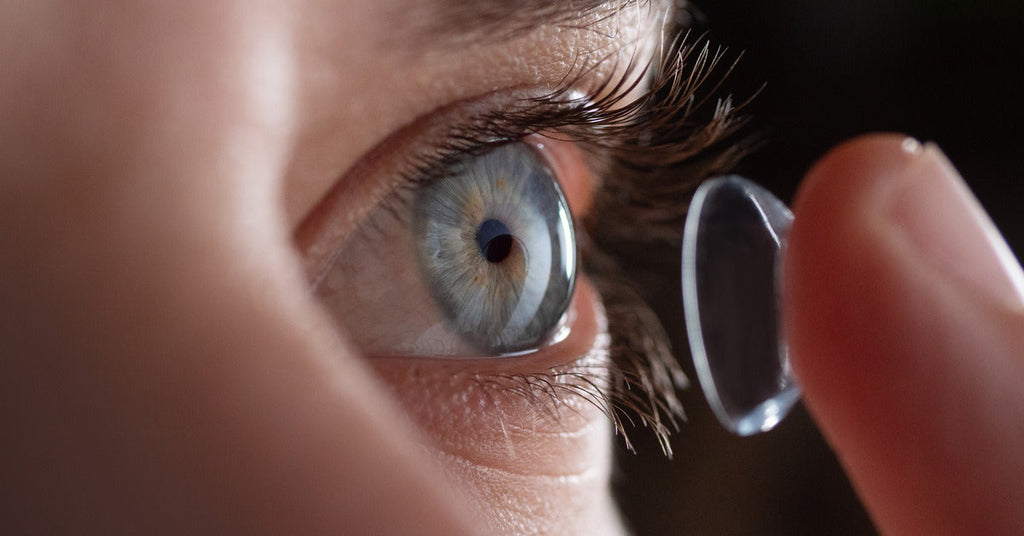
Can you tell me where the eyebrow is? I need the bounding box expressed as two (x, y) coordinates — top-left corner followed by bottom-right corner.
(409, 0), (642, 46)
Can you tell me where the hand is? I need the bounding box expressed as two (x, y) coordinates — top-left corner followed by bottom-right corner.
(785, 134), (1024, 534)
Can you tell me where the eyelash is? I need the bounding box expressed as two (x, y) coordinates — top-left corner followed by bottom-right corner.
(388, 34), (754, 455)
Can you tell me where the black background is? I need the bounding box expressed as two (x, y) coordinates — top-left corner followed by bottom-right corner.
(615, 1), (1024, 534)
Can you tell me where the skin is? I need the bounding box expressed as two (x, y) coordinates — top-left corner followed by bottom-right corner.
(785, 135), (1024, 534)
(1, 2), (1021, 536)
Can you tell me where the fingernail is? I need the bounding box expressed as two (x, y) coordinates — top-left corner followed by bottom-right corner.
(887, 139), (1024, 309)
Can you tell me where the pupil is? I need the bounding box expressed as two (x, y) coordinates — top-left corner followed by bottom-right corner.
(476, 218), (514, 263)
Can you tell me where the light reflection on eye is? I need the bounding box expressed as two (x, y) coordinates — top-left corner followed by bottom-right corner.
(315, 141), (576, 357)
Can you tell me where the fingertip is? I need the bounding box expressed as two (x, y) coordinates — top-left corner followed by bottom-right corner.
(784, 133), (923, 396)
(791, 133), (922, 236)
(783, 133), (1024, 534)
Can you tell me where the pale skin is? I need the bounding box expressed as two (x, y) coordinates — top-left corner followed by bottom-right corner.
(1, 2), (1022, 535)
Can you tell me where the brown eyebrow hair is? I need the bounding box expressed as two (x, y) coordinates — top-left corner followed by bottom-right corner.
(402, 0), (663, 46)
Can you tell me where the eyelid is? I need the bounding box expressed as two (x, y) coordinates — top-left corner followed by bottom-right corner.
(293, 90), (522, 283)
(294, 89), (598, 286)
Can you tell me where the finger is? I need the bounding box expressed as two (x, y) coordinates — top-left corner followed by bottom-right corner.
(784, 134), (1024, 535)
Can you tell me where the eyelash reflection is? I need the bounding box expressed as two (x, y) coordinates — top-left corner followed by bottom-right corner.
(398, 34), (754, 455)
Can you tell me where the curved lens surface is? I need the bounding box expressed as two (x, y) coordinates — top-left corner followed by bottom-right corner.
(682, 175), (799, 436)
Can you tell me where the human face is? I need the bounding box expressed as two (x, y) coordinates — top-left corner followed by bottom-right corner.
(1, 1), (737, 533)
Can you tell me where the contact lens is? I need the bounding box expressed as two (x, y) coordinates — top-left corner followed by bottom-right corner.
(682, 176), (800, 436)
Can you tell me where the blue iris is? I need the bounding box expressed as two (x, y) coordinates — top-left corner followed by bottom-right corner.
(413, 143), (576, 354)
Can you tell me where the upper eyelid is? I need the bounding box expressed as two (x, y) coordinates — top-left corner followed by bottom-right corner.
(294, 85), (627, 284)
(393, 34), (752, 189)
(293, 89), (536, 281)
(284, 0), (670, 230)
(292, 17), (669, 254)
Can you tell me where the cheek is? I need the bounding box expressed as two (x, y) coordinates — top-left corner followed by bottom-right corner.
(369, 280), (626, 535)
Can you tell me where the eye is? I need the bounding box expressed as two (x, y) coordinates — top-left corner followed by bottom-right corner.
(413, 143), (576, 354)
(315, 140), (578, 357)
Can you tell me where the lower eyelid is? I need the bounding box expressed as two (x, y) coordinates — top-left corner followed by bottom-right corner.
(367, 278), (612, 474)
